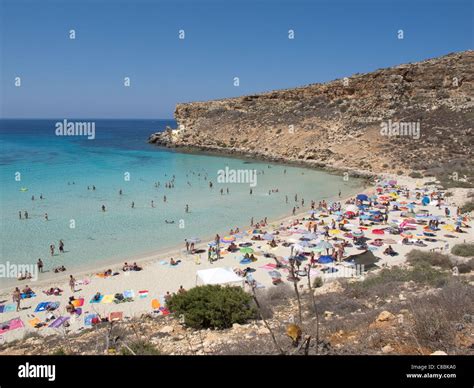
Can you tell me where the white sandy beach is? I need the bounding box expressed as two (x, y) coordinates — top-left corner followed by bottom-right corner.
(0, 174), (472, 343)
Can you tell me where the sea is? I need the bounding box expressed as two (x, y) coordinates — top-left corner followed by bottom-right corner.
(0, 119), (365, 284)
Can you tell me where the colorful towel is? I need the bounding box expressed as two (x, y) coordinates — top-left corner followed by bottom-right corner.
(101, 294), (114, 304)
(49, 316), (70, 328)
(138, 290), (148, 299)
(123, 290), (134, 299)
(0, 317), (24, 334)
(28, 317), (45, 328)
(109, 311), (123, 322)
(71, 298), (84, 307)
(259, 263), (276, 270)
(84, 314), (98, 326)
(3, 304), (16, 313)
(0, 305), (4, 313)
(20, 292), (36, 299)
(89, 295), (104, 304)
(34, 302), (50, 313)
(73, 308), (82, 316)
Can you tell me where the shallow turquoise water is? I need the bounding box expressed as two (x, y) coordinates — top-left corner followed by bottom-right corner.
(0, 119), (364, 276)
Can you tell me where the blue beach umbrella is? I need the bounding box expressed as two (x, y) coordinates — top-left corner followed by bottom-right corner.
(318, 255), (334, 264)
(356, 194), (369, 202)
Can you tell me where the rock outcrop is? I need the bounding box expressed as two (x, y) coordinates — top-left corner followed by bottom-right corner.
(149, 51), (473, 175)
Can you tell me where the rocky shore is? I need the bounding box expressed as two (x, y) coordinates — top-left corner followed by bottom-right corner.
(149, 51), (473, 179)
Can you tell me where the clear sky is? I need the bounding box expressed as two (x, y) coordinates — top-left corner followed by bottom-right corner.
(1, 0), (472, 119)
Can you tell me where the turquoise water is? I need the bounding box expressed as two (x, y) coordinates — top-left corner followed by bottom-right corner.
(0, 119), (364, 276)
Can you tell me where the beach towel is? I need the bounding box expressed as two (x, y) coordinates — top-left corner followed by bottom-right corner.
(159, 260), (168, 265)
(73, 308), (82, 316)
(84, 314), (98, 326)
(20, 292), (36, 299)
(123, 290), (135, 299)
(71, 298), (84, 307)
(89, 295), (104, 304)
(240, 258), (252, 264)
(28, 317), (46, 329)
(151, 299), (160, 310)
(101, 294), (114, 304)
(3, 304), (16, 313)
(0, 305), (4, 313)
(49, 316), (70, 328)
(259, 263), (276, 270)
(109, 311), (123, 322)
(0, 317), (24, 334)
(34, 302), (50, 313)
(138, 290), (148, 299)
(46, 302), (60, 311)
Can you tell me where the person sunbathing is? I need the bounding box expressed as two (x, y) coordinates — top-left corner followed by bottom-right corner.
(169, 258), (181, 266)
(131, 262), (142, 271)
(22, 285), (34, 296)
(44, 287), (62, 296)
(66, 302), (76, 314)
(250, 254), (257, 262)
(122, 262), (130, 271)
(227, 242), (238, 252)
(269, 239), (277, 248)
(92, 292), (102, 302)
(53, 265), (66, 273)
(383, 245), (398, 256)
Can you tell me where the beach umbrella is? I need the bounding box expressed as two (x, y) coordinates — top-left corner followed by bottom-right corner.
(345, 211), (355, 217)
(407, 203), (416, 209)
(262, 233), (274, 241)
(356, 194), (369, 202)
(208, 241), (217, 247)
(295, 241), (311, 249)
(316, 241), (333, 250)
(187, 237), (201, 244)
(279, 230), (293, 237)
(360, 214), (371, 220)
(352, 230), (364, 238)
(329, 229), (340, 236)
(221, 235), (235, 243)
(422, 196), (430, 206)
(239, 247), (254, 254)
(388, 179), (397, 186)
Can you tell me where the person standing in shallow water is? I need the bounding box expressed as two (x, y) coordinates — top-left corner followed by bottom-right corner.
(19, 211), (22, 220)
(50, 244), (55, 256)
(185, 204), (189, 213)
(101, 205), (106, 212)
(24, 211), (28, 219)
(131, 201), (135, 208)
(37, 258), (44, 273)
(59, 240), (64, 254)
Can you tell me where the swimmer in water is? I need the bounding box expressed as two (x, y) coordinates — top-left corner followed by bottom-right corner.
(131, 201), (135, 208)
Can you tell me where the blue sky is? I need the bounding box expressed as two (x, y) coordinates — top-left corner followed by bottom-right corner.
(1, 0), (472, 119)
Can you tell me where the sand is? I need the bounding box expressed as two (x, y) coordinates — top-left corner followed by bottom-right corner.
(0, 174), (472, 344)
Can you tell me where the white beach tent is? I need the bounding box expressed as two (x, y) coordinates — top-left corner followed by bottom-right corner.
(196, 267), (245, 287)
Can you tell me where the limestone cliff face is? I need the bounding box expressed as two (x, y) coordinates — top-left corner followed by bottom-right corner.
(149, 51), (474, 175)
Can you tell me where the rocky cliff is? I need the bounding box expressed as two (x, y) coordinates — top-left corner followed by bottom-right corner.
(149, 51), (474, 177)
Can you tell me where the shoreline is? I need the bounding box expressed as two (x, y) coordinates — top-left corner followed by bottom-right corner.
(0, 177), (369, 295)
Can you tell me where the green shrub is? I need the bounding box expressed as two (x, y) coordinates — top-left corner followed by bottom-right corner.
(312, 277), (323, 288)
(167, 285), (257, 329)
(451, 244), (474, 257)
(406, 249), (453, 269)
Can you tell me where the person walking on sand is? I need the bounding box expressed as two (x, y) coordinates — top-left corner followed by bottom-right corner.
(37, 258), (44, 273)
(13, 287), (21, 312)
(59, 240), (64, 254)
(69, 275), (76, 293)
(292, 207), (296, 216)
(338, 189), (341, 198)
(185, 239), (189, 252)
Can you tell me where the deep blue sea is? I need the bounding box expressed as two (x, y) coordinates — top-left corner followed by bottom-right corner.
(0, 119), (364, 279)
